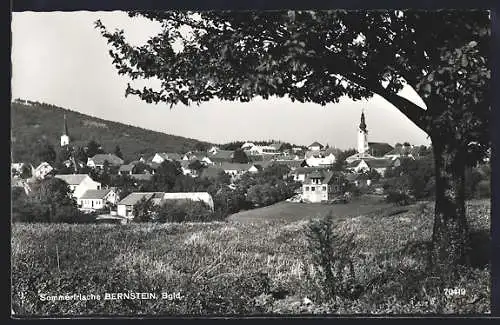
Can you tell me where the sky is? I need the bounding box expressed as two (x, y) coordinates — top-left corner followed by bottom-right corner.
(11, 11), (432, 149)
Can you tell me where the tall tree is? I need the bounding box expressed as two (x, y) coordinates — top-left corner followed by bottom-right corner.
(96, 10), (490, 269)
(86, 140), (104, 158)
(114, 145), (124, 159)
(232, 148), (249, 163)
(33, 140), (57, 165)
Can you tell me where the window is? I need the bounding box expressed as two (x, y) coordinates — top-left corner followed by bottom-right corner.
(91, 200), (94, 207)
(305, 186), (309, 191)
(311, 187), (315, 191)
(322, 186), (327, 191)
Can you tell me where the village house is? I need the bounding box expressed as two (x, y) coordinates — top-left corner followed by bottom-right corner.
(240, 142), (255, 151)
(383, 144), (420, 160)
(116, 192), (164, 219)
(308, 142), (324, 151)
(219, 162), (253, 179)
(293, 166), (328, 183)
(305, 150), (337, 167)
(116, 191), (215, 219)
(272, 159), (304, 171)
(150, 152), (182, 164)
(54, 174), (101, 200)
(78, 188), (118, 212)
(346, 159), (371, 173)
(249, 145), (280, 156)
(346, 158), (401, 176)
(367, 158), (401, 176)
(208, 146), (220, 155)
(87, 153), (124, 169)
(32, 162), (54, 179)
(209, 150), (234, 163)
(118, 163), (136, 175)
(302, 170), (345, 203)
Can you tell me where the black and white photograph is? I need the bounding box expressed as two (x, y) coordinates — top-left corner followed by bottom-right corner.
(10, 8), (493, 317)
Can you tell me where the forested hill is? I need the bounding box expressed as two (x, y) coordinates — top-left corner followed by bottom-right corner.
(11, 100), (212, 163)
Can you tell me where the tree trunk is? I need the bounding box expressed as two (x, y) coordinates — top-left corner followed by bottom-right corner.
(430, 139), (471, 271)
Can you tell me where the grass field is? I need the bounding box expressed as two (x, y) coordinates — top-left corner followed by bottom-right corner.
(228, 195), (394, 223)
(11, 199), (490, 316)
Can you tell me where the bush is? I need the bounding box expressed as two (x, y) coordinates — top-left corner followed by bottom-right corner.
(156, 200), (218, 223)
(304, 215), (361, 303)
(385, 190), (413, 206)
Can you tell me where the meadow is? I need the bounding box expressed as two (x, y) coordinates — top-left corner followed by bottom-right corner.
(11, 199), (490, 316)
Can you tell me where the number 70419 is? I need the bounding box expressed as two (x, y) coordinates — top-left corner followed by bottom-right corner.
(444, 288), (466, 296)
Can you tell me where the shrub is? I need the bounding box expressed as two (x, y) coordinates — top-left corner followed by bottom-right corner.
(304, 215), (361, 303)
(156, 200), (217, 223)
(385, 190), (412, 206)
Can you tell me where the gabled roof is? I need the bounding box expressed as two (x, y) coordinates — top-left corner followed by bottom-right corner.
(79, 189), (112, 200)
(384, 145), (421, 157)
(308, 141), (323, 148)
(155, 152), (182, 161)
(272, 160), (303, 169)
(368, 142), (394, 157)
(219, 162), (252, 171)
(270, 142), (285, 150)
(294, 166), (325, 174)
(366, 159), (396, 168)
(119, 164), (135, 172)
(117, 192), (163, 206)
(210, 150), (234, 160)
(54, 174), (91, 185)
(303, 170), (339, 185)
(89, 154), (124, 166)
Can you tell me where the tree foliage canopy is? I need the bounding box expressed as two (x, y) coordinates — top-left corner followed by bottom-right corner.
(95, 10), (490, 165)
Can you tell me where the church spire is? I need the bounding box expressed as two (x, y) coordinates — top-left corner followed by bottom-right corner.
(63, 114), (69, 136)
(61, 114), (70, 147)
(359, 108), (367, 133)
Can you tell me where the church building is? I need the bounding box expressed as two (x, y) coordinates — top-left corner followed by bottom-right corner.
(61, 114), (70, 147)
(345, 109), (377, 163)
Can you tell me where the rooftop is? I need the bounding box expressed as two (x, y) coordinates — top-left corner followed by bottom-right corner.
(54, 174), (92, 185)
(80, 189), (112, 200)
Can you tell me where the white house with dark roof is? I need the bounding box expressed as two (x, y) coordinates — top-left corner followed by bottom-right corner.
(78, 188), (118, 212)
(87, 153), (124, 169)
(116, 192), (164, 219)
(249, 145), (280, 155)
(54, 174), (101, 199)
(305, 150), (337, 167)
(302, 170), (345, 203)
(241, 142), (255, 150)
(308, 142), (324, 151)
(151, 152), (182, 164)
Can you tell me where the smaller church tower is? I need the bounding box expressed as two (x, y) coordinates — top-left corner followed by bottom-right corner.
(357, 109), (369, 155)
(60, 114), (70, 147)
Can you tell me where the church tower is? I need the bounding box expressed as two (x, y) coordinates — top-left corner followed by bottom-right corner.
(357, 109), (369, 155)
(60, 114), (70, 147)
